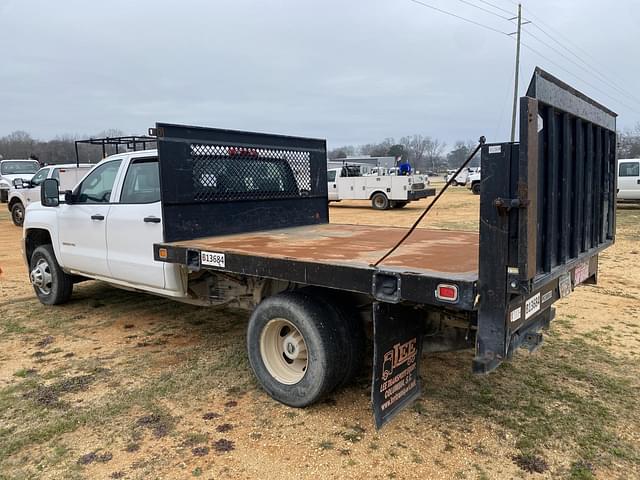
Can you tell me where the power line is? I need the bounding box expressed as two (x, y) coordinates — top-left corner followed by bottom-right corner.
(508, 0), (640, 106)
(454, 0), (512, 20)
(475, 0), (514, 16)
(527, 22), (640, 107)
(408, 0), (511, 36)
(520, 41), (640, 115)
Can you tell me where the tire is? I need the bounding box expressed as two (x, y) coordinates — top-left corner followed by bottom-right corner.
(371, 192), (389, 210)
(247, 291), (343, 407)
(392, 201), (408, 209)
(471, 182), (481, 195)
(300, 288), (365, 387)
(11, 202), (25, 226)
(29, 245), (73, 305)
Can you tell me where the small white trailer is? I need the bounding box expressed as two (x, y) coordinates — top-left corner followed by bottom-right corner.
(327, 165), (435, 209)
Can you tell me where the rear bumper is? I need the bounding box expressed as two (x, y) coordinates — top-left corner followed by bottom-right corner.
(407, 187), (436, 201)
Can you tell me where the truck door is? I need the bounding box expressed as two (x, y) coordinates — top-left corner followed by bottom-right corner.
(327, 169), (339, 201)
(106, 157), (169, 289)
(57, 160), (122, 276)
(618, 160), (640, 200)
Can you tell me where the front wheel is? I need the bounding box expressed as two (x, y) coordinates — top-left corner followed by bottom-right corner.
(471, 182), (481, 195)
(11, 202), (25, 226)
(371, 192), (390, 210)
(247, 291), (343, 407)
(29, 245), (73, 305)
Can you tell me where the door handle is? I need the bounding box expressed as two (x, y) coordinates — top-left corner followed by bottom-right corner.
(637, 179), (640, 185)
(144, 216), (161, 223)
(91, 214), (105, 221)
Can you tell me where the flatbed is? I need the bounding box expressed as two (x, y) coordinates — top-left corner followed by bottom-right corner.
(147, 69), (619, 427)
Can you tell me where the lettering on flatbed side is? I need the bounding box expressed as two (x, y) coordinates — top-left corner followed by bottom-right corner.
(525, 293), (541, 320)
(201, 251), (225, 268)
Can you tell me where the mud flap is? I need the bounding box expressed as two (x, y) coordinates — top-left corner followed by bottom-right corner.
(371, 302), (424, 429)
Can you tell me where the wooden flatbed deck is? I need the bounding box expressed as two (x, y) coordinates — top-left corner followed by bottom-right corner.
(164, 223), (479, 282)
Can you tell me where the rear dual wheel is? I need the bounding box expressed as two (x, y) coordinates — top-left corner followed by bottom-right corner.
(247, 290), (364, 407)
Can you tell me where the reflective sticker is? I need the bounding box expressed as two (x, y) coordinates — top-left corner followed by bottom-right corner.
(510, 307), (522, 323)
(541, 290), (553, 304)
(489, 145), (502, 154)
(525, 293), (541, 320)
(574, 262), (590, 285)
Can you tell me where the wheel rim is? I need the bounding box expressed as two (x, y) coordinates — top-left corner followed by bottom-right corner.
(13, 206), (24, 223)
(374, 196), (385, 208)
(260, 318), (308, 385)
(30, 258), (53, 295)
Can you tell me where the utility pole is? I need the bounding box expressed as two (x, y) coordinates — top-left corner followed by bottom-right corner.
(509, 3), (522, 143)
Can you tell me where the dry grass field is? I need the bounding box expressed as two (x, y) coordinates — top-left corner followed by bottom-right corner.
(1, 184), (639, 479)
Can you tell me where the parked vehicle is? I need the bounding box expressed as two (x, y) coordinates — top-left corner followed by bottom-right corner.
(444, 168), (470, 186)
(24, 69), (617, 428)
(617, 159), (640, 201)
(327, 164), (435, 209)
(8, 164), (92, 226)
(467, 169), (481, 195)
(0, 159), (40, 203)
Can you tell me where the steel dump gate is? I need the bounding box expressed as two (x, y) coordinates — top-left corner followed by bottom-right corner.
(474, 68), (617, 373)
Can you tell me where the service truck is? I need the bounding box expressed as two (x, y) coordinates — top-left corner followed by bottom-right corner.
(8, 163), (92, 226)
(617, 159), (640, 201)
(0, 159), (40, 202)
(24, 69), (618, 428)
(328, 164), (435, 209)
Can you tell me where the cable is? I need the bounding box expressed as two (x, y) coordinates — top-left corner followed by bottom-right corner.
(527, 22), (640, 107)
(519, 41), (640, 115)
(408, 0), (511, 36)
(454, 0), (512, 20)
(373, 137), (486, 267)
(475, 0), (514, 16)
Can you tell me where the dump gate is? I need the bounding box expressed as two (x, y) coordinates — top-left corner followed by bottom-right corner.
(475, 68), (617, 373)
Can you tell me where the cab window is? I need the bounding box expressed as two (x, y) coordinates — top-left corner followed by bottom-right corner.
(31, 168), (50, 186)
(619, 162), (639, 177)
(75, 160), (122, 203)
(327, 170), (337, 182)
(120, 158), (160, 204)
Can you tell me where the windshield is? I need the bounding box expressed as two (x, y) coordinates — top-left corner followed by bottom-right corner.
(1, 161), (40, 175)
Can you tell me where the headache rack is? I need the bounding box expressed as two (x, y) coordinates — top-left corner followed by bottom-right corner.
(74, 135), (157, 166)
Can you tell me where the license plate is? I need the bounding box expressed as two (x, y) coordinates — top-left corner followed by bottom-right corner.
(200, 251), (225, 268)
(558, 273), (572, 298)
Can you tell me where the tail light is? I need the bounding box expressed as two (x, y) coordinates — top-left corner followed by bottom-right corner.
(436, 284), (458, 303)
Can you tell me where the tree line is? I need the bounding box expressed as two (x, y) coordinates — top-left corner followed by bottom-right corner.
(330, 124), (640, 172)
(1, 125), (639, 169)
(0, 130), (126, 165)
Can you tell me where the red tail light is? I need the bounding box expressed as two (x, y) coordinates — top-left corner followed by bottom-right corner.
(436, 284), (458, 302)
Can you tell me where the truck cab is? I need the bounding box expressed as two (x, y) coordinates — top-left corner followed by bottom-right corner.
(617, 159), (640, 201)
(8, 163), (92, 226)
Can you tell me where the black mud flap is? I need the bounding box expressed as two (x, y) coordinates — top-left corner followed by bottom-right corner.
(371, 302), (424, 429)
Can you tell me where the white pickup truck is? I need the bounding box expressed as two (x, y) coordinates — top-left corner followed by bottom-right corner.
(0, 159), (41, 203)
(327, 165), (435, 209)
(8, 163), (92, 226)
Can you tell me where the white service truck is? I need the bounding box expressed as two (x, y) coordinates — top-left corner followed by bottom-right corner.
(0, 159), (40, 203)
(617, 159), (640, 201)
(8, 163), (92, 226)
(327, 165), (435, 209)
(467, 169), (481, 195)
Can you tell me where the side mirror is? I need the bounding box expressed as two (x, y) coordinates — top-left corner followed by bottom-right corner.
(41, 178), (60, 207)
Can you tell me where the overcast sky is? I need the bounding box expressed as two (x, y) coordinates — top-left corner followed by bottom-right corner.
(1, 0), (638, 149)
